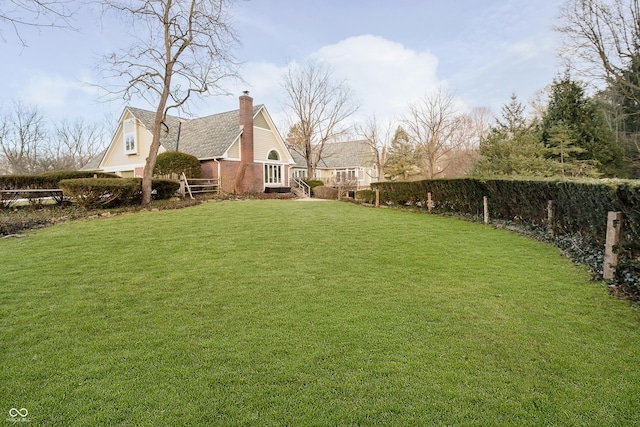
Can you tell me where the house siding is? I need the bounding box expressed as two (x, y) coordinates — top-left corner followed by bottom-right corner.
(254, 110), (270, 129)
(254, 127), (283, 161)
(226, 137), (240, 159)
(100, 112), (166, 176)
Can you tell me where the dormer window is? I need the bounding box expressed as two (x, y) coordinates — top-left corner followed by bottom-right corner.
(123, 118), (137, 154)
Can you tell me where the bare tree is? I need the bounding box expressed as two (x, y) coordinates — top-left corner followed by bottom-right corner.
(556, 0), (640, 103)
(1, 0), (75, 45)
(99, 0), (240, 205)
(0, 103), (47, 174)
(0, 103), (109, 174)
(47, 119), (107, 170)
(357, 115), (394, 182)
(441, 107), (493, 177)
(282, 61), (359, 178)
(402, 87), (466, 179)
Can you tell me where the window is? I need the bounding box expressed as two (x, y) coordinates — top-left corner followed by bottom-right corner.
(372, 164), (379, 179)
(264, 164), (282, 185)
(123, 118), (137, 154)
(267, 149), (280, 161)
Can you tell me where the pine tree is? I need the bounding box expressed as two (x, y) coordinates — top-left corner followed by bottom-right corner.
(474, 94), (553, 176)
(547, 122), (598, 177)
(541, 74), (625, 177)
(385, 127), (421, 180)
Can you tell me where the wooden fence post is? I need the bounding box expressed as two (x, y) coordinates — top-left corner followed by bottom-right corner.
(604, 211), (623, 280)
(483, 196), (489, 224)
(179, 177), (185, 198)
(375, 188), (380, 208)
(547, 200), (555, 237)
(427, 192), (432, 213)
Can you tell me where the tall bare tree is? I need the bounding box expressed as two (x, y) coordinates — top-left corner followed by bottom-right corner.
(1, 0), (75, 45)
(402, 87), (466, 179)
(556, 0), (640, 103)
(282, 61), (359, 178)
(100, 0), (240, 205)
(357, 115), (394, 182)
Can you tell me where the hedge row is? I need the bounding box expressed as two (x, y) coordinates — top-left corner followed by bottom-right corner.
(355, 189), (376, 203)
(0, 171), (119, 190)
(372, 178), (640, 298)
(59, 178), (180, 209)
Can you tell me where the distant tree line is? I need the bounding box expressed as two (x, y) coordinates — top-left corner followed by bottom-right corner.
(0, 103), (108, 175)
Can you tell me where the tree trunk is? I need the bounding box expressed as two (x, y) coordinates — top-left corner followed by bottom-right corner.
(141, 83), (172, 206)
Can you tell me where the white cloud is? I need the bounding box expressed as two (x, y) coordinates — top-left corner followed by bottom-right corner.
(311, 35), (441, 122)
(20, 74), (86, 108)
(171, 35), (445, 130)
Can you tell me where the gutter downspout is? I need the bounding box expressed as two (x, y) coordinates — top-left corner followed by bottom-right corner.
(214, 158), (221, 193)
(175, 121), (182, 151)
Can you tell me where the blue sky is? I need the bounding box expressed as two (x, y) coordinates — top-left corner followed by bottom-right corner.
(4, 0), (563, 130)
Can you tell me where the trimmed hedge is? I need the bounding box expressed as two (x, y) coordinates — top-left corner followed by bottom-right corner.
(356, 189), (376, 204)
(154, 151), (202, 178)
(59, 178), (181, 209)
(313, 186), (338, 199)
(372, 178), (640, 299)
(60, 178), (141, 209)
(372, 178), (637, 243)
(0, 171), (119, 190)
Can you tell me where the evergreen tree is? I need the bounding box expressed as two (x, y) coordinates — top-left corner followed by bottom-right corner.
(541, 74), (625, 177)
(385, 126), (421, 180)
(547, 122), (598, 177)
(597, 57), (640, 177)
(474, 94), (553, 177)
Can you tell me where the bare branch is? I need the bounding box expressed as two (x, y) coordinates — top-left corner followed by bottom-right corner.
(357, 115), (395, 182)
(282, 60), (360, 178)
(556, 0), (640, 102)
(0, 0), (76, 46)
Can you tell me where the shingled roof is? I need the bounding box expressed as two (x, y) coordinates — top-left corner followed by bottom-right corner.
(126, 105), (264, 159)
(318, 140), (374, 168)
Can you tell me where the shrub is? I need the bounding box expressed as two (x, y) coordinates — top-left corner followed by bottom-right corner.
(59, 178), (141, 209)
(313, 186), (338, 200)
(303, 179), (325, 196)
(154, 151), (202, 178)
(355, 189), (376, 204)
(152, 179), (181, 200)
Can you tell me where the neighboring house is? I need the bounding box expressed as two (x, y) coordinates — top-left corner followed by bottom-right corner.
(83, 93), (296, 193)
(290, 140), (379, 189)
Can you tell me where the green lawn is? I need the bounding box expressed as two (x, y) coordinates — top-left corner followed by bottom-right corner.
(1, 200), (639, 426)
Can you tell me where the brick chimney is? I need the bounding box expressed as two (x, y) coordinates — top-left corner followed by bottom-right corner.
(239, 91), (254, 164)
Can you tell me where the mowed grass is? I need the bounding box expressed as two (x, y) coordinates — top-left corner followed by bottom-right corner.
(1, 200), (639, 426)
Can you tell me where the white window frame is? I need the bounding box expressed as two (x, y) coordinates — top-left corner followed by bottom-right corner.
(123, 118), (137, 155)
(264, 163), (283, 186)
(267, 149), (280, 161)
